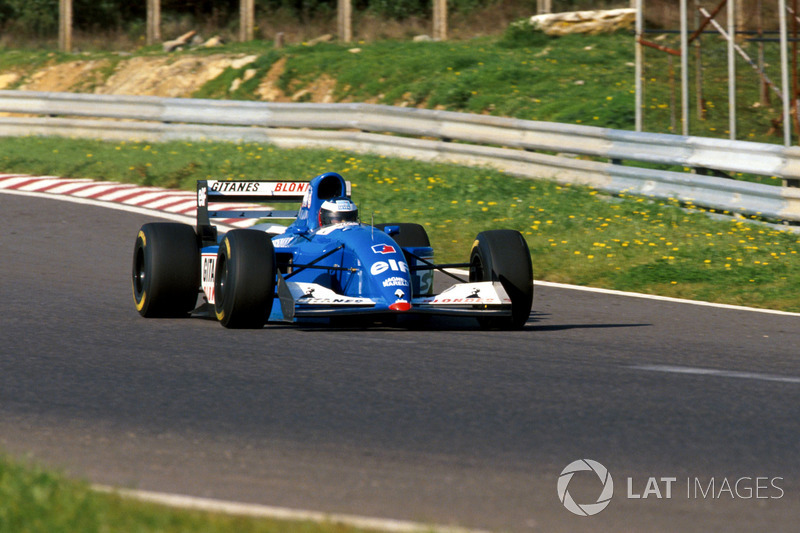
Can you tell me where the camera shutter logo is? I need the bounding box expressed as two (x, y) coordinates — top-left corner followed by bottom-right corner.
(557, 459), (614, 516)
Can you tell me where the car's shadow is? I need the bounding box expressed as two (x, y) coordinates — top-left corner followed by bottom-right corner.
(285, 311), (652, 333)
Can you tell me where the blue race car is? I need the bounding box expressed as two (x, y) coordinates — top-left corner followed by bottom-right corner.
(132, 172), (533, 329)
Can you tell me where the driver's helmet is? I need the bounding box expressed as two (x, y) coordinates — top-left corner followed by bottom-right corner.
(318, 196), (359, 226)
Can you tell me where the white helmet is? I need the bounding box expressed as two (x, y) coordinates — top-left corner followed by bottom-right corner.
(318, 197), (358, 226)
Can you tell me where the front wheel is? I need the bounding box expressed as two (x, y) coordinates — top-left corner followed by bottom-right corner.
(131, 222), (200, 318)
(469, 230), (533, 330)
(214, 230), (276, 329)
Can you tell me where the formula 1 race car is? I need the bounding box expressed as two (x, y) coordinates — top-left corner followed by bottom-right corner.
(132, 172), (533, 329)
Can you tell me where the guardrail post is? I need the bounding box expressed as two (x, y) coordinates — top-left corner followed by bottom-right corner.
(781, 146), (800, 187)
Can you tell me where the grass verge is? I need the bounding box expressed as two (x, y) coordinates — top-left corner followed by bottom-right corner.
(0, 453), (377, 533)
(3, 135), (799, 312)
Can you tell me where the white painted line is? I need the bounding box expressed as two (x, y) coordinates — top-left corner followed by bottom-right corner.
(632, 364), (800, 385)
(91, 485), (490, 533)
(534, 280), (800, 317)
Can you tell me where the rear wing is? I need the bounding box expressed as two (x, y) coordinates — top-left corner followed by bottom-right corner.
(196, 180), (309, 245)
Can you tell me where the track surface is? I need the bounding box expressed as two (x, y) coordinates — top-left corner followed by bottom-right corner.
(2, 193), (800, 532)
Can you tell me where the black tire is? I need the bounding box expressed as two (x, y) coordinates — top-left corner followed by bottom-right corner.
(374, 223), (430, 247)
(469, 229), (533, 330)
(132, 222), (200, 318)
(214, 230), (276, 329)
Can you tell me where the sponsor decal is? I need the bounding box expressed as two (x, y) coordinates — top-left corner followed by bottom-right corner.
(299, 298), (373, 305)
(371, 244), (397, 254)
(382, 276), (409, 288)
(370, 259), (408, 276)
(210, 181), (261, 193)
(419, 297), (500, 304)
(201, 254), (217, 303)
(207, 181), (309, 195)
(298, 287), (316, 300)
(271, 236), (294, 248)
(197, 186), (207, 207)
(272, 182), (309, 193)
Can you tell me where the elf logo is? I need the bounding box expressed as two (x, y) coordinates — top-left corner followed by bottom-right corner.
(370, 259), (408, 275)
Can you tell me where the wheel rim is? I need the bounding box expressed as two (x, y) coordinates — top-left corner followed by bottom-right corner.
(216, 254), (228, 306)
(133, 246), (146, 296)
(469, 253), (485, 282)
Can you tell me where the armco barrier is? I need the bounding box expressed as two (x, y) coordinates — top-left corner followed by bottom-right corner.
(1, 90), (799, 221)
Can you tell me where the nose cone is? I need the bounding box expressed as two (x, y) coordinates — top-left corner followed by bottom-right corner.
(389, 301), (412, 312)
(345, 225), (414, 310)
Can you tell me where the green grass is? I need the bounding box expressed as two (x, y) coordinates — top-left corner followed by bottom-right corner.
(0, 453), (378, 533)
(3, 135), (799, 312)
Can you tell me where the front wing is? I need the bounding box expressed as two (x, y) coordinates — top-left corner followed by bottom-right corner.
(273, 278), (512, 321)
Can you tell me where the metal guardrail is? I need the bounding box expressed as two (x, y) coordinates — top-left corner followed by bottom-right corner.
(1, 90), (799, 221)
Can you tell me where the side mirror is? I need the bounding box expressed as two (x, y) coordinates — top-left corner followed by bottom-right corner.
(382, 225), (400, 236)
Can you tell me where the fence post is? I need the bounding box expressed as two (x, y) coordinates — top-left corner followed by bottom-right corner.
(240, 0), (255, 42)
(338, 0), (353, 42)
(59, 0), (72, 52)
(537, 0), (552, 14)
(433, 0), (447, 40)
(146, 0), (161, 46)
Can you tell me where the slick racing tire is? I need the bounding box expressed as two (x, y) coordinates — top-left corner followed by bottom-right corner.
(132, 222), (200, 318)
(469, 229), (533, 330)
(214, 229), (276, 329)
(375, 223), (430, 247)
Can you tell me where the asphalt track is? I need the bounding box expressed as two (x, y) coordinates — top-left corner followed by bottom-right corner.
(2, 192), (800, 532)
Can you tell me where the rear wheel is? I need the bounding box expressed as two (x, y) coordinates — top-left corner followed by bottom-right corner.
(132, 222), (200, 317)
(469, 230), (533, 330)
(214, 230), (276, 329)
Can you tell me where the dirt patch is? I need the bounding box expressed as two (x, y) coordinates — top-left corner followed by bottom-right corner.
(256, 56), (289, 101)
(0, 73), (21, 90)
(19, 60), (111, 93)
(94, 54), (248, 97)
(290, 74), (337, 103)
